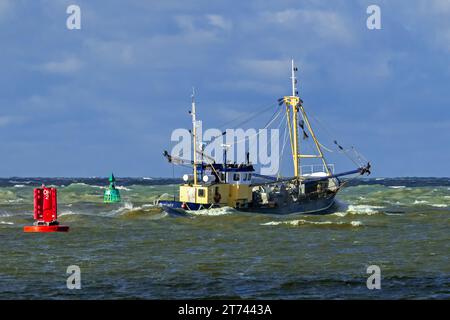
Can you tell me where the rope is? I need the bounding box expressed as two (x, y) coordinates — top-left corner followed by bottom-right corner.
(203, 103), (278, 149)
(308, 112), (367, 167)
(278, 113), (289, 178)
(227, 108), (283, 146)
(215, 102), (277, 132)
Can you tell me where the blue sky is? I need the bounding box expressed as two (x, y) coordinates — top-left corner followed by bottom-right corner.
(0, 0), (449, 177)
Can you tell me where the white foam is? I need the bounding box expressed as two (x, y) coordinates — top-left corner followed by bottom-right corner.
(189, 207), (236, 216)
(58, 210), (76, 216)
(413, 200), (428, 205)
(333, 212), (348, 217)
(346, 205), (383, 215)
(262, 219), (363, 227)
(389, 186), (406, 189)
(13, 184), (25, 188)
(69, 183), (90, 187)
(0, 221), (13, 225)
(115, 186), (131, 191)
(114, 202), (134, 214)
(431, 204), (447, 208)
(89, 185), (106, 189)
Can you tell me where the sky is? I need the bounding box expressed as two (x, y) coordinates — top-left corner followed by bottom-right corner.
(0, 0), (449, 178)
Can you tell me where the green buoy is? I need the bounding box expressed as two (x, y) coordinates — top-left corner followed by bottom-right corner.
(104, 173), (121, 203)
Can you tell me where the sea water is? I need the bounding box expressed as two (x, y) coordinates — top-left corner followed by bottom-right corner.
(0, 177), (448, 299)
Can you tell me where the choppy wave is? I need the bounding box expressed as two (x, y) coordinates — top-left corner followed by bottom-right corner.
(431, 204), (447, 208)
(262, 219), (363, 228)
(331, 202), (384, 217)
(188, 206), (237, 216)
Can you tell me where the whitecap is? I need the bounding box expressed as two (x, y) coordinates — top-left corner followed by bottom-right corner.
(58, 210), (77, 216)
(431, 204), (447, 208)
(0, 221), (14, 225)
(115, 186), (131, 191)
(346, 205), (383, 215)
(262, 219), (363, 227)
(188, 207), (236, 216)
(389, 186), (406, 189)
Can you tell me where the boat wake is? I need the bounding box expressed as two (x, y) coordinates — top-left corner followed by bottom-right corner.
(188, 206), (237, 216)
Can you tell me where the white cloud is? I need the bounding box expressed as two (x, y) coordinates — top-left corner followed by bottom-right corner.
(40, 57), (83, 74)
(430, 0), (450, 13)
(84, 39), (135, 66)
(206, 14), (232, 31)
(0, 0), (12, 19)
(238, 58), (290, 79)
(264, 8), (354, 44)
(173, 14), (231, 42)
(219, 79), (284, 95)
(0, 115), (23, 127)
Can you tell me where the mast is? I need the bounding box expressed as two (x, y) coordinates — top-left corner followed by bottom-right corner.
(284, 59), (300, 178)
(283, 60), (331, 178)
(291, 60), (300, 178)
(191, 88), (198, 186)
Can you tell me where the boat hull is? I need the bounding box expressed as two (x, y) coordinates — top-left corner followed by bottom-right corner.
(156, 192), (336, 215)
(243, 193), (336, 215)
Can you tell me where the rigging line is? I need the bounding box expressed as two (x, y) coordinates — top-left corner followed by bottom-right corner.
(319, 142), (334, 152)
(229, 108), (283, 146)
(345, 147), (363, 167)
(278, 114), (289, 178)
(172, 162), (176, 201)
(234, 103), (278, 129)
(302, 112), (338, 153)
(351, 147), (368, 164)
(308, 112), (366, 166)
(203, 103), (278, 149)
(310, 111), (367, 161)
(201, 155), (224, 183)
(215, 102), (277, 131)
(274, 110), (287, 163)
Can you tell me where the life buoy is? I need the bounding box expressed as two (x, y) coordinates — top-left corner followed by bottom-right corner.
(213, 192), (222, 203)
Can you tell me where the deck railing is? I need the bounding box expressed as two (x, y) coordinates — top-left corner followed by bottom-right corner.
(300, 164), (335, 176)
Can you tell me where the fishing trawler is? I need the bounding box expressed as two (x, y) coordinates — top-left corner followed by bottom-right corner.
(156, 60), (371, 214)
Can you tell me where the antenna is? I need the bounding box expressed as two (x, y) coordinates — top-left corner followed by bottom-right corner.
(291, 59), (297, 97)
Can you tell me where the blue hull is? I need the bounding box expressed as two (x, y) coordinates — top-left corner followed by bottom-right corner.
(157, 192), (336, 215)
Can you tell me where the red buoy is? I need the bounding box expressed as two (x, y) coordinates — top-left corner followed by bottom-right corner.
(23, 186), (69, 233)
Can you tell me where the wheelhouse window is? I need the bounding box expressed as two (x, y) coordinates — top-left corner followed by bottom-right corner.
(233, 173), (240, 181)
(198, 189), (205, 197)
